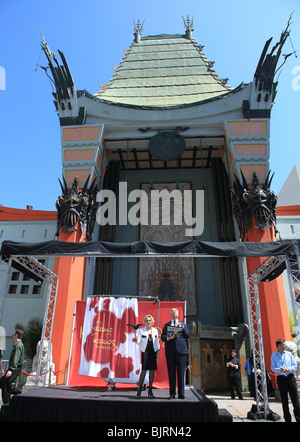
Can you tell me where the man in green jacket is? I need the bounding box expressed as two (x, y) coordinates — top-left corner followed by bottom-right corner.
(1, 328), (24, 405)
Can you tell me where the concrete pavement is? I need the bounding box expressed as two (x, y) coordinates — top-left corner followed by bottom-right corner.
(207, 391), (297, 422)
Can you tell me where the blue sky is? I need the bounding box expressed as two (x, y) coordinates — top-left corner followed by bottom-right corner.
(0, 0), (299, 210)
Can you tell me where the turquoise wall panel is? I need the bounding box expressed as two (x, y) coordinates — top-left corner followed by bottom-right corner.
(111, 167), (225, 325)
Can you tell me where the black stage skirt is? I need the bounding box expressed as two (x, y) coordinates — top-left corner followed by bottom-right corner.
(141, 339), (157, 370)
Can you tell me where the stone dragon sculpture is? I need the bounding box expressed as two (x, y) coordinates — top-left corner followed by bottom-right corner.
(232, 170), (278, 239)
(55, 175), (98, 240)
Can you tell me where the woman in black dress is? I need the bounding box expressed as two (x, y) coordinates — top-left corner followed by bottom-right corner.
(135, 314), (160, 398)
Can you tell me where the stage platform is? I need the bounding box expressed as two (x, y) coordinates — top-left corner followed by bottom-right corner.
(4, 385), (222, 423)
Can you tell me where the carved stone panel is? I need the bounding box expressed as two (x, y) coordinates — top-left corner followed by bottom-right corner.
(138, 182), (197, 317)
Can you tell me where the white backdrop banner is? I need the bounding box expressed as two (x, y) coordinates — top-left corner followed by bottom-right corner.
(79, 296), (140, 383)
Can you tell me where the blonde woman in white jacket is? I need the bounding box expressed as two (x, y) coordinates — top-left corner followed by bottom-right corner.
(135, 314), (160, 398)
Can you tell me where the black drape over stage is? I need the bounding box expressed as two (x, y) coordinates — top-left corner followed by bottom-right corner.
(1, 239), (299, 259)
(1, 239), (299, 284)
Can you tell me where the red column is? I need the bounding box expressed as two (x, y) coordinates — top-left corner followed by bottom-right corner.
(245, 219), (291, 370)
(52, 228), (87, 383)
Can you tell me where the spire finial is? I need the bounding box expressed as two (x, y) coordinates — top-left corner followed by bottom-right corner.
(133, 19), (144, 43)
(39, 28), (55, 59)
(182, 15), (194, 39)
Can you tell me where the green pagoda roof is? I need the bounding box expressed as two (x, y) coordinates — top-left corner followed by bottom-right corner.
(94, 27), (232, 108)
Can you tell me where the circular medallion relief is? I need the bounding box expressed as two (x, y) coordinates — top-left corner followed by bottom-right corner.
(149, 131), (185, 161)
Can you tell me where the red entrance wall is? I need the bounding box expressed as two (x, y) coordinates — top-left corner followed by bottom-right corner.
(51, 229), (87, 383)
(244, 219), (291, 371)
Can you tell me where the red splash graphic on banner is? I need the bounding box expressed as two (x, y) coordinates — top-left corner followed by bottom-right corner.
(83, 298), (136, 378)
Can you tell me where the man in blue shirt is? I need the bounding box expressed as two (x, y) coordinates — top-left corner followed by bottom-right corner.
(271, 339), (300, 422)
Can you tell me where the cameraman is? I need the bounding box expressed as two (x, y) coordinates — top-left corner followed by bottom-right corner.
(1, 328), (24, 404)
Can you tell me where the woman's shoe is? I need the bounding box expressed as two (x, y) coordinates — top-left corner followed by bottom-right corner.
(148, 392), (155, 399)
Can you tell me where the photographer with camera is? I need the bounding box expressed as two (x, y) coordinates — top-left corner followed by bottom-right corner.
(0, 328), (24, 405)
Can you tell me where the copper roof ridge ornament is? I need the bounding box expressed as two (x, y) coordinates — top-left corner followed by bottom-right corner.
(182, 15), (194, 39)
(133, 19), (144, 43)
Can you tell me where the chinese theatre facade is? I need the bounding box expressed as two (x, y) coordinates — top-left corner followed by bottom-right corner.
(42, 18), (292, 391)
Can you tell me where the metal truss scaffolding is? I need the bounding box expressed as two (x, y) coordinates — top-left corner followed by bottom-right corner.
(285, 253), (300, 355)
(248, 252), (300, 419)
(1, 244), (300, 400)
(0, 256), (59, 389)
